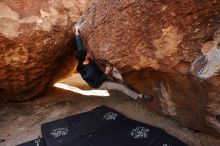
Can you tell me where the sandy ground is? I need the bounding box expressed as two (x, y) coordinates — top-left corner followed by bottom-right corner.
(0, 75), (220, 146)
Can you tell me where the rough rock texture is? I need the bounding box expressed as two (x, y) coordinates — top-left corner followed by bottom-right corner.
(1, 76), (220, 146)
(0, 0), (90, 102)
(79, 0), (220, 136)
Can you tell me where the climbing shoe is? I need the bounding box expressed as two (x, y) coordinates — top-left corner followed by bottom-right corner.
(0, 139), (5, 143)
(141, 94), (153, 100)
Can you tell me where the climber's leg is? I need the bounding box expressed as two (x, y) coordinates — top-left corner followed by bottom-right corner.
(99, 81), (140, 100)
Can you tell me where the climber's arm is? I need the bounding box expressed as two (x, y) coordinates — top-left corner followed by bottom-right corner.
(74, 24), (88, 61)
(75, 25), (85, 50)
(75, 35), (85, 51)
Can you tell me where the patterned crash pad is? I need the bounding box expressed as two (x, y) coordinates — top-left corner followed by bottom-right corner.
(17, 106), (187, 146)
(16, 138), (45, 146)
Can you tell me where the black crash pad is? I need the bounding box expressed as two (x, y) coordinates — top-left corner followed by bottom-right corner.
(152, 133), (188, 146)
(41, 106), (127, 146)
(41, 118), (80, 146)
(85, 119), (165, 146)
(66, 106), (127, 135)
(16, 138), (45, 146)
(19, 105), (187, 146)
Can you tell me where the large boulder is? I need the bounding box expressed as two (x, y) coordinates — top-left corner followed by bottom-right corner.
(0, 0), (90, 102)
(79, 0), (220, 136)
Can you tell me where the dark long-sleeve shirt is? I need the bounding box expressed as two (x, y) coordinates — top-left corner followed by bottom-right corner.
(75, 35), (106, 88)
(76, 35), (84, 49)
(75, 35), (87, 62)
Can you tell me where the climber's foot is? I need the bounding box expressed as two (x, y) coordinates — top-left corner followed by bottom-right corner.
(0, 139), (5, 143)
(139, 94), (153, 101)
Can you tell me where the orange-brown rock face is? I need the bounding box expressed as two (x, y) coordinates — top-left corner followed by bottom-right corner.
(80, 0), (220, 136)
(0, 0), (90, 102)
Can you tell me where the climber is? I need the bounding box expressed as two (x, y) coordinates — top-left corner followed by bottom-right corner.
(73, 24), (152, 100)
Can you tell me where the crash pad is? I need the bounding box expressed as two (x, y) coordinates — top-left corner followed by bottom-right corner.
(16, 138), (45, 146)
(17, 106), (188, 146)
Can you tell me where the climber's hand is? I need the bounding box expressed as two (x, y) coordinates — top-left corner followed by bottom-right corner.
(105, 65), (113, 74)
(74, 24), (80, 35)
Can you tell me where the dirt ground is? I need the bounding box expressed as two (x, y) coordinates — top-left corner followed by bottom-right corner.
(0, 75), (220, 146)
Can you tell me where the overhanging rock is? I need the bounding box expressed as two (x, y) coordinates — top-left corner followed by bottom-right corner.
(79, 0), (220, 137)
